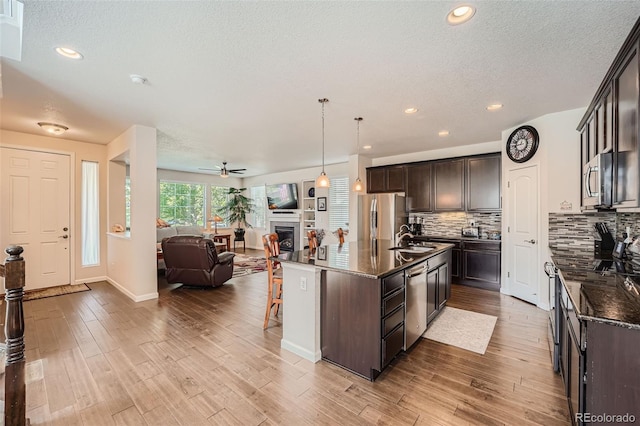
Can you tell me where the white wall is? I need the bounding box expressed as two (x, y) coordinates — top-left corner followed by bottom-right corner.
(500, 107), (584, 309)
(242, 162), (349, 249)
(106, 125), (158, 301)
(0, 129), (108, 284)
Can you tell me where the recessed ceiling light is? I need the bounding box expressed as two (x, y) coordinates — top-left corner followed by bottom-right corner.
(486, 103), (503, 111)
(37, 122), (69, 135)
(55, 47), (83, 59)
(363, 145), (372, 150)
(404, 107), (419, 114)
(438, 130), (450, 137)
(129, 74), (148, 85)
(447, 5), (476, 25)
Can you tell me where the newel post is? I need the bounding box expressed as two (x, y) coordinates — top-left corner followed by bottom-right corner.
(1, 245), (27, 426)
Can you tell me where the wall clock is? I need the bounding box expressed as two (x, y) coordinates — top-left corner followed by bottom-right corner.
(506, 125), (539, 163)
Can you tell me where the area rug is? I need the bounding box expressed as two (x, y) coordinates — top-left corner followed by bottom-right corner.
(22, 283), (91, 301)
(232, 254), (267, 277)
(422, 307), (497, 355)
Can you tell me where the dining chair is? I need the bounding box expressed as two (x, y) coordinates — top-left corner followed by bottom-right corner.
(262, 233), (283, 329)
(307, 230), (318, 250)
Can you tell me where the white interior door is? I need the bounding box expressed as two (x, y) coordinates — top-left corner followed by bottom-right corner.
(1, 147), (71, 290)
(507, 165), (539, 304)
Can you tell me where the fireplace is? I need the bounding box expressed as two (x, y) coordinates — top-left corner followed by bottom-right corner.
(269, 219), (300, 253)
(275, 226), (295, 252)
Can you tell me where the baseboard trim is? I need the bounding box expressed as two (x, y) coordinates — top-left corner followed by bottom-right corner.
(281, 339), (321, 363)
(74, 276), (108, 285)
(105, 277), (158, 302)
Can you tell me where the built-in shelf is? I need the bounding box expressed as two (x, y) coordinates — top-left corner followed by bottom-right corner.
(301, 179), (316, 249)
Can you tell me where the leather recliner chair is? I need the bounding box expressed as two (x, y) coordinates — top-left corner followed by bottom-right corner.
(161, 235), (235, 287)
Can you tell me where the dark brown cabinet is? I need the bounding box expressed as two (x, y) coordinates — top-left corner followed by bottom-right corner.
(406, 163), (432, 212)
(426, 251), (451, 324)
(578, 19), (640, 210)
(614, 46), (639, 208)
(433, 159), (465, 211)
(556, 276), (640, 425)
(366, 165), (405, 193)
(368, 154), (501, 212)
(422, 237), (500, 291)
(466, 154), (501, 211)
(463, 242), (501, 291)
(321, 268), (406, 380)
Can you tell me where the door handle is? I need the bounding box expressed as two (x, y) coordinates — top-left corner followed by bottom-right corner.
(59, 235), (69, 239)
(524, 239), (536, 244)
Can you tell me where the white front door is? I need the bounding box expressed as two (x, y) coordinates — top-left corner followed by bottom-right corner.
(507, 165), (539, 304)
(0, 147), (71, 290)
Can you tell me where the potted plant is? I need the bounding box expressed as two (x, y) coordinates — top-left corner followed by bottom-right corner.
(220, 187), (254, 241)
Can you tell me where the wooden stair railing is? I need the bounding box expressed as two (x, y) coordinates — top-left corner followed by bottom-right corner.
(0, 245), (27, 426)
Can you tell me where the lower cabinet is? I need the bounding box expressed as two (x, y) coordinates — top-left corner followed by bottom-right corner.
(321, 268), (405, 380)
(421, 237), (501, 291)
(463, 242), (501, 291)
(558, 277), (640, 425)
(426, 251), (451, 324)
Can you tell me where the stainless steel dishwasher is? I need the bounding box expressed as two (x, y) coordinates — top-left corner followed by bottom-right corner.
(405, 260), (428, 349)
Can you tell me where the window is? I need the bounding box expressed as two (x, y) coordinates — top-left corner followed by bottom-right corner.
(81, 161), (99, 266)
(125, 175), (131, 230)
(329, 176), (349, 231)
(210, 186), (230, 227)
(159, 181), (205, 226)
(249, 186), (266, 228)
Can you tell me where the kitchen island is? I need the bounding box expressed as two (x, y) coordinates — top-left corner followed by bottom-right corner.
(277, 239), (453, 380)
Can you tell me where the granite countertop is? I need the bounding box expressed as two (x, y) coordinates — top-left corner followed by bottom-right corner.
(550, 247), (640, 329)
(277, 239), (454, 279)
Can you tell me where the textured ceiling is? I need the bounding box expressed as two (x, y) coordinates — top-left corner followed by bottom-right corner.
(1, 1), (639, 177)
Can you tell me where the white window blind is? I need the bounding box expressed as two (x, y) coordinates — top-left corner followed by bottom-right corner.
(249, 186), (266, 228)
(81, 161), (99, 266)
(329, 176), (349, 231)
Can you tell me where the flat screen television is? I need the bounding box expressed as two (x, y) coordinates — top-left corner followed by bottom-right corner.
(266, 183), (299, 210)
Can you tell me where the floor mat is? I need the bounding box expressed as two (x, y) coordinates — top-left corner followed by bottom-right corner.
(422, 306), (497, 354)
(21, 283), (91, 301)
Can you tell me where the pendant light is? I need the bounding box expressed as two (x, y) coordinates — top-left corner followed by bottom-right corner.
(316, 98), (331, 188)
(353, 117), (364, 193)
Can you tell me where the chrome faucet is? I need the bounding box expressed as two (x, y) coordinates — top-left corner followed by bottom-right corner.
(395, 224), (414, 246)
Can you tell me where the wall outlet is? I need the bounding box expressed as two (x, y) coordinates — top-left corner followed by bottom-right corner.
(300, 276), (307, 291)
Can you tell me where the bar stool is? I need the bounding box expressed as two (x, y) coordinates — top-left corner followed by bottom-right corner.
(262, 233), (283, 329)
(307, 230), (318, 251)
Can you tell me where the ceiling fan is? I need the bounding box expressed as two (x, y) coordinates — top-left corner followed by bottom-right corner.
(198, 161), (246, 178)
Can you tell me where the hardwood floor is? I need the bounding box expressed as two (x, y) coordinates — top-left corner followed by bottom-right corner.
(1, 262), (570, 425)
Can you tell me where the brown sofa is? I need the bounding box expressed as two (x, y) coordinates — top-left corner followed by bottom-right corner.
(161, 235), (235, 287)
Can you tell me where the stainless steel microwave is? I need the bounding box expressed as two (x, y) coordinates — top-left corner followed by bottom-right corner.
(582, 152), (612, 209)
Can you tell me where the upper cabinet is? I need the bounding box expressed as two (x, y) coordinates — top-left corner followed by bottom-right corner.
(433, 159), (465, 211)
(578, 18), (640, 210)
(366, 165), (405, 193)
(614, 47), (639, 208)
(406, 163), (432, 212)
(466, 154), (501, 211)
(373, 153), (501, 213)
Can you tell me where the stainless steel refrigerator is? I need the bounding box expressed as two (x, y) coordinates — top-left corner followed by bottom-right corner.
(358, 193), (407, 241)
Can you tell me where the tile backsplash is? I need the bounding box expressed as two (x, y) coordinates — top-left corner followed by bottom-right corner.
(548, 212), (640, 252)
(411, 211), (502, 238)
